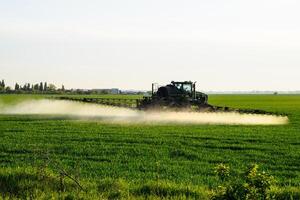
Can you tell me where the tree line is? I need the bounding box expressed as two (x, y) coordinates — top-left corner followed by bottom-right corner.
(0, 79), (143, 95)
(0, 79), (65, 94)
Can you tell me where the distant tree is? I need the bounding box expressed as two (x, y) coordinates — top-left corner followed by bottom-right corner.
(23, 83), (28, 91)
(48, 84), (56, 91)
(39, 82), (43, 91)
(1, 80), (5, 88)
(5, 86), (11, 92)
(61, 85), (65, 92)
(15, 83), (20, 90)
(33, 84), (39, 91)
(0, 80), (4, 92)
(44, 82), (47, 91)
(27, 83), (31, 91)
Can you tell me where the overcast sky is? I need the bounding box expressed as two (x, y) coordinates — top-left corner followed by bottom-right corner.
(1, 0), (300, 91)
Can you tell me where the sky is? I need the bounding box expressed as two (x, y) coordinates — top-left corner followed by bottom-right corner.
(1, 0), (300, 91)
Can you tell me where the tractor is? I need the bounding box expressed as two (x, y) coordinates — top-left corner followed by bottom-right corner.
(138, 81), (211, 110)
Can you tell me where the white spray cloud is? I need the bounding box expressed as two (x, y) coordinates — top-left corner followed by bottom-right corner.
(0, 99), (288, 125)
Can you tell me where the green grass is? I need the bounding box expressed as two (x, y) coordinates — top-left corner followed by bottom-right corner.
(0, 94), (300, 199)
(0, 94), (45, 105)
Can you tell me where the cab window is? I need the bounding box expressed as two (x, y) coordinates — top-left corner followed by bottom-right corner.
(174, 83), (182, 90)
(183, 84), (192, 93)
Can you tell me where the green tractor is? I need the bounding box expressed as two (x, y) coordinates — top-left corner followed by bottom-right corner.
(138, 81), (211, 110)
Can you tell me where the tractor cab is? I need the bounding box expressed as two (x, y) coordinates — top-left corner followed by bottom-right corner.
(171, 81), (195, 98)
(153, 81), (198, 100)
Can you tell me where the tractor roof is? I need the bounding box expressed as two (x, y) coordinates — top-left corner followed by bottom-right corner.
(171, 81), (194, 85)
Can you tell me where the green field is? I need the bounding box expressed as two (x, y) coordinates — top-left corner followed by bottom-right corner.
(0, 94), (300, 199)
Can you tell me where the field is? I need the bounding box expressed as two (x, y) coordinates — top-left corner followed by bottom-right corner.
(0, 94), (300, 199)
